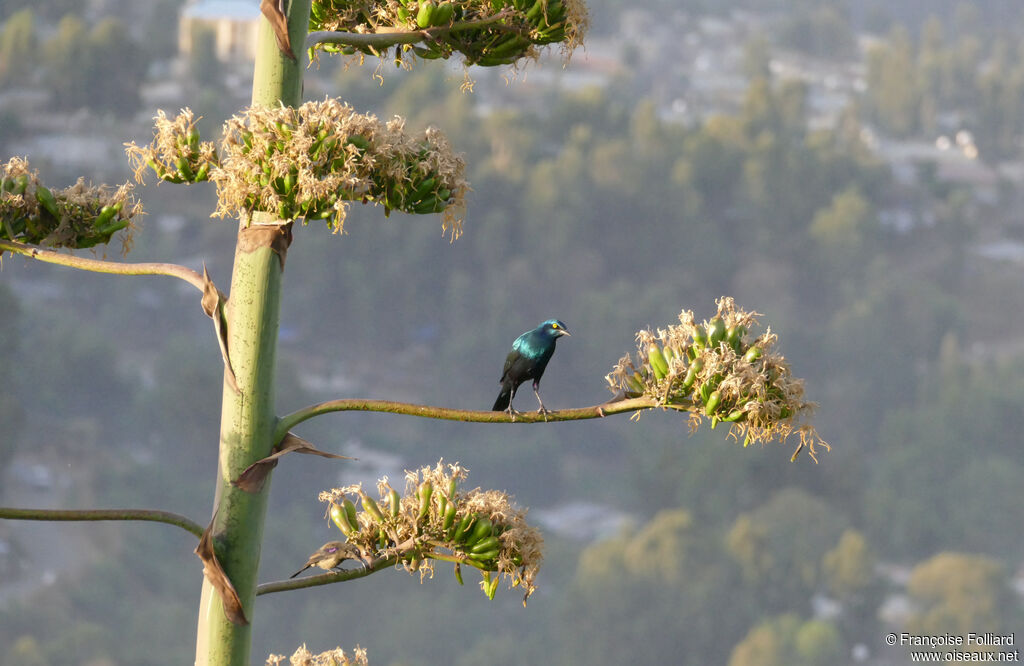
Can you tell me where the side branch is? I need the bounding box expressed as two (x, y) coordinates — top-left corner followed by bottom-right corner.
(0, 239), (206, 293)
(305, 14), (513, 50)
(256, 553), (400, 596)
(274, 397), (658, 443)
(0, 507), (205, 538)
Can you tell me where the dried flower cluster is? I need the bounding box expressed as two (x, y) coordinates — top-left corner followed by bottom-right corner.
(317, 461), (543, 603)
(310, 0), (588, 66)
(124, 109), (219, 185)
(607, 297), (829, 461)
(125, 102), (468, 238)
(1, 157), (141, 253)
(266, 644), (368, 666)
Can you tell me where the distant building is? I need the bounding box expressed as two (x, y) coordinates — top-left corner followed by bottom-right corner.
(179, 0), (261, 64)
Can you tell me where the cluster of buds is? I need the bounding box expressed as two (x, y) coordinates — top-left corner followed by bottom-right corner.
(124, 109), (219, 185)
(126, 102), (467, 239)
(607, 297), (828, 461)
(319, 461), (543, 603)
(1, 157), (140, 252)
(310, 0), (588, 67)
(266, 644), (368, 666)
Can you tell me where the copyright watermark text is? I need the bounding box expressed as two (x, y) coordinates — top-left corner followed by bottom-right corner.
(885, 633), (1018, 662)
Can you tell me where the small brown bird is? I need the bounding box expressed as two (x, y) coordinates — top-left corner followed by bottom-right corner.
(290, 541), (364, 578)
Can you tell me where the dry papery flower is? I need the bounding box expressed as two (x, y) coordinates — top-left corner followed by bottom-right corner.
(607, 297), (830, 462)
(266, 644), (368, 666)
(318, 460), (543, 604)
(1, 156), (141, 253)
(125, 102), (468, 240)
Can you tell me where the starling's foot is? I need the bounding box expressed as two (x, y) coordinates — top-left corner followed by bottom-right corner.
(504, 405), (520, 422)
(537, 405), (552, 422)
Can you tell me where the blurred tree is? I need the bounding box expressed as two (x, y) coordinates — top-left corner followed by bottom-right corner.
(906, 552), (1016, 635)
(808, 186), (876, 283)
(559, 509), (751, 666)
(86, 18), (147, 116)
(0, 284), (24, 473)
(742, 35), (772, 81)
(821, 529), (873, 602)
(729, 613), (843, 666)
(864, 25), (919, 136)
(42, 14), (93, 111)
(188, 23), (223, 89)
(43, 15), (148, 116)
(0, 8), (36, 86)
(726, 488), (847, 614)
(779, 5), (855, 60)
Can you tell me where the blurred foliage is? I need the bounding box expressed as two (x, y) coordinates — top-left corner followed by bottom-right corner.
(906, 552), (1022, 635)
(729, 613), (844, 666)
(0, 8), (35, 86)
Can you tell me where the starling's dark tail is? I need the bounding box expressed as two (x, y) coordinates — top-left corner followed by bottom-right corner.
(492, 385), (512, 411)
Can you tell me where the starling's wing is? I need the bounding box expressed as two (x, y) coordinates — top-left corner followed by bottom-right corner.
(500, 348), (522, 382)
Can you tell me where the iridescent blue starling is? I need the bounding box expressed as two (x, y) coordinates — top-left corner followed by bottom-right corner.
(492, 319), (571, 417)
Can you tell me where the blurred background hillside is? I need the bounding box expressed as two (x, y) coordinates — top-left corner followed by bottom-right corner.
(1, 0), (1023, 664)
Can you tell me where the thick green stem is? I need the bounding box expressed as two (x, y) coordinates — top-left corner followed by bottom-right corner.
(194, 2), (309, 664)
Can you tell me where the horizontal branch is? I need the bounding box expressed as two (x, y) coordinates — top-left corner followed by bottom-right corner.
(305, 13), (514, 51)
(257, 552), (400, 596)
(0, 506), (204, 539)
(0, 239), (207, 293)
(274, 396), (657, 444)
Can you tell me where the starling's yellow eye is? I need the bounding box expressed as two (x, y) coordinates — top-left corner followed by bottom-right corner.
(551, 323), (559, 329)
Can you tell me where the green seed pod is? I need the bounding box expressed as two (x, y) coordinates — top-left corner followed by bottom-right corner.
(704, 390), (722, 415)
(175, 156), (194, 181)
(727, 325), (746, 351)
(463, 516), (493, 549)
(744, 346), (763, 363)
(625, 372), (645, 394)
(452, 513), (475, 543)
(360, 492), (385, 524)
(648, 345), (669, 380)
(470, 535), (500, 554)
(343, 498), (359, 531)
(389, 488), (401, 518)
(454, 562), (464, 585)
(469, 548), (500, 562)
(486, 573), (500, 599)
(416, 0), (436, 28)
(95, 218), (129, 238)
(411, 177), (437, 202)
(330, 502), (353, 535)
(346, 135), (370, 151)
(723, 409), (746, 422)
(94, 204), (118, 229)
(431, 1), (453, 25)
(442, 503), (457, 531)
(418, 481), (433, 520)
(34, 185), (59, 218)
(681, 366), (698, 391)
(692, 327), (707, 349)
(707, 317), (727, 347)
